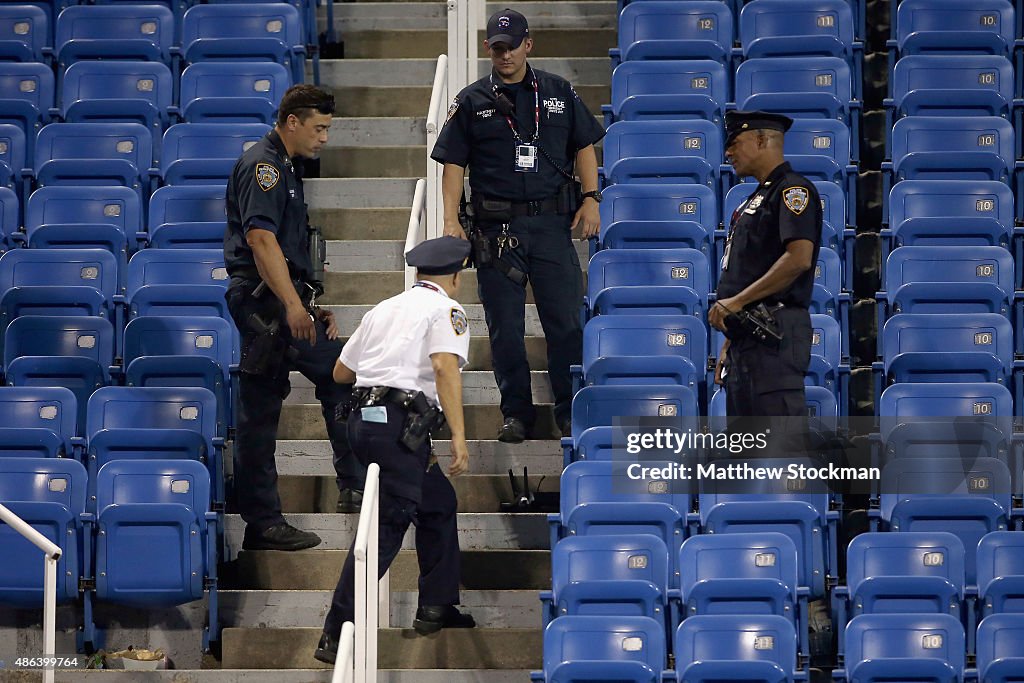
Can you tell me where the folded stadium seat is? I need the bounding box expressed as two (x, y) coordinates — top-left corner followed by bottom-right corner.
(0, 123), (27, 205)
(60, 61), (173, 164)
(808, 313), (846, 404)
(0, 386), (78, 454)
(181, 3), (306, 85)
(179, 62), (291, 124)
(739, 0), (863, 100)
(599, 184), (716, 264)
(553, 460), (692, 584)
(0, 62), (55, 166)
(811, 248), (844, 322)
(779, 118), (859, 185)
(835, 532), (966, 657)
(54, 4), (175, 66)
(889, 0), (1014, 64)
(585, 248), (710, 319)
(0, 4), (48, 62)
(89, 0), (185, 37)
(677, 533), (805, 656)
(977, 614), (1024, 683)
(602, 120), (727, 198)
(0, 456), (86, 607)
(161, 122), (270, 185)
(0, 186), (18, 250)
(605, 60), (729, 128)
(0, 427), (65, 458)
(3, 315), (115, 428)
(575, 314), (709, 402)
(734, 57), (860, 144)
(147, 184), (226, 249)
(834, 614), (965, 683)
(541, 534), (670, 629)
(123, 315), (237, 436)
(883, 180), (1015, 284)
(610, 1), (733, 69)
(673, 615), (801, 683)
(978, 531), (1024, 617)
(532, 615), (666, 683)
(33, 122), (154, 206)
(560, 424), (644, 467)
(125, 248), (230, 321)
(203, 0), (319, 74)
(92, 459), (219, 650)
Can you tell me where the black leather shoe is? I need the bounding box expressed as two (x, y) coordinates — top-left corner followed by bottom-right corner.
(336, 488), (363, 513)
(558, 418), (572, 439)
(413, 605), (476, 635)
(313, 631), (338, 665)
(242, 522), (321, 551)
(497, 417), (527, 443)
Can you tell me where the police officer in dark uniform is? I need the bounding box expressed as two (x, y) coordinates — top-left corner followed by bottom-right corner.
(431, 8), (606, 443)
(224, 84), (366, 551)
(314, 236), (476, 663)
(709, 111), (822, 417)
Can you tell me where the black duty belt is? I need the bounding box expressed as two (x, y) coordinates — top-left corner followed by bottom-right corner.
(509, 196), (560, 216)
(354, 386), (433, 414)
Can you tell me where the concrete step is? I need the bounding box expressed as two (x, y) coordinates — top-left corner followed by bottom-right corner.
(336, 29), (615, 59)
(322, 145), (426, 178)
(324, 240), (590, 274)
(279, 402), (559, 441)
(222, 549), (552, 590)
(305, 177), (416, 209)
(327, 116), (427, 147)
(222, 627), (541, 669)
(326, 2), (615, 32)
(30, 672), (533, 683)
(224, 512), (548, 552)
(278, 472), (558, 513)
(323, 303), (546, 337)
(220, 589), (541, 629)
(274, 439), (564, 477)
(319, 57), (613, 88)
(285, 370), (553, 406)
(311, 207), (411, 241)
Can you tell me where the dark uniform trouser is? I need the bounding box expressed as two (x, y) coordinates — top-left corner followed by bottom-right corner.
(227, 285), (366, 532)
(476, 212), (583, 427)
(323, 407), (461, 638)
(725, 306), (812, 418)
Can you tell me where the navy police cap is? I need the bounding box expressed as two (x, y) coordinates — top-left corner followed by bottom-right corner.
(406, 236), (472, 275)
(724, 110), (793, 148)
(487, 9), (529, 48)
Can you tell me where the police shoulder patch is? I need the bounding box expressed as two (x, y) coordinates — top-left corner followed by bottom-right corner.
(256, 162), (280, 192)
(450, 307), (468, 336)
(446, 96), (460, 122)
(783, 186), (810, 215)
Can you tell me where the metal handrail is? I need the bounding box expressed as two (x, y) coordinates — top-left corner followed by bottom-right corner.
(353, 462), (382, 683)
(425, 54), (449, 244)
(0, 502), (61, 683)
(405, 178), (428, 290)
(331, 621), (355, 683)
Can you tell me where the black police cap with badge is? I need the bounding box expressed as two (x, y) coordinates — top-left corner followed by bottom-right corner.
(406, 236), (472, 275)
(724, 110), (793, 148)
(487, 8), (529, 48)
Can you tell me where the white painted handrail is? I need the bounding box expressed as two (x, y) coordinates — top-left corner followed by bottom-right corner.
(405, 178), (428, 290)
(353, 463), (383, 683)
(0, 503), (61, 683)
(425, 54), (449, 244)
(331, 621), (355, 683)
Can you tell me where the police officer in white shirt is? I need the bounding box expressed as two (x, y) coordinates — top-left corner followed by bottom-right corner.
(315, 236), (475, 662)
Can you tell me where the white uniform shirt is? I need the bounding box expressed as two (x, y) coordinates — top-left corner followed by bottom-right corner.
(339, 281), (470, 404)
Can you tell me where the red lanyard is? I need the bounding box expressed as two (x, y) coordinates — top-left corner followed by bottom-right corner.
(492, 70), (540, 144)
(413, 281), (443, 294)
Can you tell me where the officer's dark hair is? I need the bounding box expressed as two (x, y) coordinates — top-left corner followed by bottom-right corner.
(276, 85), (336, 127)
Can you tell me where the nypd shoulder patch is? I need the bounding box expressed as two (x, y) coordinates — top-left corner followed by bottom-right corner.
(783, 186), (809, 215)
(450, 307), (468, 336)
(256, 162), (280, 192)
(446, 96), (460, 122)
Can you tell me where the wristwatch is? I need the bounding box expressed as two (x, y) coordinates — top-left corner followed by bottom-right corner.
(582, 190), (603, 203)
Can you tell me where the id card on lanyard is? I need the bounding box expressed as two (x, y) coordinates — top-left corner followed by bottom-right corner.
(492, 70), (541, 173)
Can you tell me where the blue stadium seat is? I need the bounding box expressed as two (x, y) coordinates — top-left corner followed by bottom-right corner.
(534, 615), (665, 683)
(977, 531), (1024, 617)
(812, 248), (843, 320)
(890, 0), (1014, 59)
(0, 62), (55, 164)
(55, 4), (175, 65)
(586, 248), (710, 318)
(606, 60), (729, 126)
(33, 122), (153, 202)
(782, 118), (858, 182)
(125, 249), (229, 321)
(0, 4), (49, 62)
(0, 186), (21, 249)
(599, 183), (716, 262)
(708, 386), (839, 422)
(836, 614), (965, 683)
(0, 456), (86, 606)
(611, 1), (733, 67)
(561, 425), (633, 467)
(0, 123), (27, 201)
(542, 534), (670, 627)
(976, 614), (1024, 683)
(808, 314), (845, 399)
(161, 122), (269, 185)
(147, 184), (226, 249)
(673, 615), (798, 683)
(602, 120), (725, 193)
(878, 381), (1014, 418)
(0, 386), (77, 452)
(181, 4), (306, 85)
(0, 427), (65, 458)
(886, 116), (1014, 188)
(179, 62), (291, 124)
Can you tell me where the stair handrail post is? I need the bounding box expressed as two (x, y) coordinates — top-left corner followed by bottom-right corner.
(0, 502), (61, 683)
(353, 462), (382, 683)
(466, 0), (481, 84)
(447, 0), (465, 96)
(405, 178), (428, 290)
(331, 621), (356, 683)
(425, 53), (449, 242)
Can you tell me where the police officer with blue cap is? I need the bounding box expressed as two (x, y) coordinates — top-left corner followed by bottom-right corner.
(315, 236), (476, 662)
(708, 111), (822, 417)
(431, 8), (606, 443)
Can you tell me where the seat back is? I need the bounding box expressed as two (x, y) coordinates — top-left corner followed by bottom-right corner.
(0, 386), (77, 446)
(784, 119), (851, 171)
(890, 55), (1013, 115)
(4, 314), (114, 368)
(675, 615), (797, 670)
(123, 315), (235, 384)
(617, 1), (732, 60)
(740, 0), (854, 58)
(148, 184), (226, 230)
(847, 531), (966, 597)
(161, 122), (269, 183)
(891, 116), (1013, 181)
(542, 615), (666, 680)
(881, 313), (1013, 381)
(735, 57), (852, 111)
(977, 614), (1024, 682)
(34, 122), (152, 183)
(888, 180), (1013, 234)
(678, 532), (799, 609)
(25, 185), (141, 236)
(61, 60), (173, 121)
(879, 381), (1013, 418)
(0, 248), (118, 300)
(884, 245), (1012, 300)
(809, 313), (841, 389)
(560, 461), (692, 522)
(582, 314), (708, 377)
(611, 60), (730, 118)
(86, 386), (217, 450)
(587, 248), (710, 301)
(570, 385), (699, 437)
(0, 61), (55, 133)
(879, 456), (1013, 524)
(895, 0), (1014, 55)
(843, 614), (965, 676)
(0, 124), (26, 185)
(813, 248), (842, 317)
(126, 248), (228, 294)
(179, 62), (291, 123)
(0, 187), (16, 248)
(55, 4), (175, 63)
(603, 119), (722, 168)
(96, 458), (209, 513)
(182, 3), (302, 46)
(0, 4), (49, 62)
(601, 183), (718, 234)
(977, 531), (1024, 610)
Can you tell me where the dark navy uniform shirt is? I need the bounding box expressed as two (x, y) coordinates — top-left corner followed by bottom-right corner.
(431, 66), (605, 201)
(224, 129), (315, 283)
(716, 162), (822, 308)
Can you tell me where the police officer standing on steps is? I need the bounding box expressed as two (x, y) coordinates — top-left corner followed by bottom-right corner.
(431, 8), (605, 443)
(708, 111), (822, 417)
(224, 84), (367, 552)
(314, 236), (476, 663)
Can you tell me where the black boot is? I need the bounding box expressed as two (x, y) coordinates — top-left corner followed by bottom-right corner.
(497, 417), (527, 443)
(336, 488), (363, 513)
(242, 522), (321, 551)
(413, 605), (476, 635)
(313, 631), (338, 665)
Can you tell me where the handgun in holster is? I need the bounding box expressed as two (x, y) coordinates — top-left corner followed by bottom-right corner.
(465, 195), (528, 286)
(723, 303), (784, 350)
(400, 401), (446, 452)
(239, 311), (299, 377)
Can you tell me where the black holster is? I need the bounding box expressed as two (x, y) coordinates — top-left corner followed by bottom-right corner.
(239, 312), (297, 377)
(723, 303), (785, 350)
